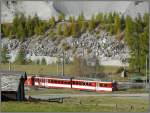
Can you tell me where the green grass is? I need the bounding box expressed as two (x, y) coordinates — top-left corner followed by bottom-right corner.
(0, 63), (127, 80)
(1, 96), (149, 112)
(0, 63), (120, 74)
(1, 63), (145, 82)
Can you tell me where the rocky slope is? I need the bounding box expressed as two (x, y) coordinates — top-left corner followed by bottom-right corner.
(1, 0), (148, 66)
(2, 30), (129, 66)
(1, 0), (148, 23)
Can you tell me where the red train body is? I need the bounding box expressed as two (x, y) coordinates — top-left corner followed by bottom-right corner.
(25, 76), (117, 92)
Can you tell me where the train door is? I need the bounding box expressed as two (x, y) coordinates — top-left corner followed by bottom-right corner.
(96, 81), (99, 91)
(45, 78), (48, 87)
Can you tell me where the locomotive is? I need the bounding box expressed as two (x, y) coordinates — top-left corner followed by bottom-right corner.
(25, 76), (117, 92)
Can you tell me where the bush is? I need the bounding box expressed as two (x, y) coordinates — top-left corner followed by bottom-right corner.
(1, 47), (9, 64)
(36, 59), (40, 64)
(26, 59), (33, 64)
(15, 47), (26, 65)
(62, 43), (70, 51)
(41, 58), (47, 65)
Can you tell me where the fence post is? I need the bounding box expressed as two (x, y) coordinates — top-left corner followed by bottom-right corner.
(115, 104), (118, 109)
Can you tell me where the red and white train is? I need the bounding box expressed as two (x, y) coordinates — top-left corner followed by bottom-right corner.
(25, 76), (117, 92)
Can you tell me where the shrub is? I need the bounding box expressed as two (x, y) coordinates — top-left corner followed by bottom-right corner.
(41, 58), (47, 65)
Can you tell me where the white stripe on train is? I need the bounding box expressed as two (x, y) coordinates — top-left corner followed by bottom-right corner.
(34, 82), (112, 91)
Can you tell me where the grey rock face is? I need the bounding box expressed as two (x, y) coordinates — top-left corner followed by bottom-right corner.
(1, 30), (129, 66)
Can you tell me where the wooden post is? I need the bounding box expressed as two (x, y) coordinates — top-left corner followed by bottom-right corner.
(115, 104), (118, 109)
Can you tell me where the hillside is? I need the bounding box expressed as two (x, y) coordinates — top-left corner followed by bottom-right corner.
(1, 1), (149, 69)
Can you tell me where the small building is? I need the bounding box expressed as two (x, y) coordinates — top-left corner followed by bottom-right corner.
(1, 71), (27, 101)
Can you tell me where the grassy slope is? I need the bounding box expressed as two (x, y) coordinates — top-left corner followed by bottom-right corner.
(0, 63), (134, 82)
(0, 63), (120, 74)
(1, 96), (148, 112)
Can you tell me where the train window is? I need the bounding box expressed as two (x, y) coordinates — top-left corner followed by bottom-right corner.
(78, 81), (81, 85)
(48, 79), (51, 83)
(86, 82), (89, 86)
(107, 84), (111, 87)
(74, 81), (77, 85)
(75, 81), (77, 85)
(57, 81), (60, 84)
(55, 80), (57, 83)
(100, 83), (107, 87)
(99, 83), (103, 87)
(83, 82), (85, 85)
(64, 81), (67, 84)
(104, 84), (107, 87)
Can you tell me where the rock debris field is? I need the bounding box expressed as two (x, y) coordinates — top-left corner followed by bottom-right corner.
(2, 31), (129, 66)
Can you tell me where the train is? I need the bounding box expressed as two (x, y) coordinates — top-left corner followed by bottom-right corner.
(25, 76), (118, 92)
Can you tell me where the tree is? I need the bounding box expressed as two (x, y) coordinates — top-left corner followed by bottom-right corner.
(49, 16), (55, 28)
(121, 15), (125, 30)
(77, 12), (85, 32)
(114, 14), (121, 37)
(1, 47), (9, 64)
(69, 16), (74, 23)
(34, 25), (41, 35)
(25, 15), (34, 37)
(95, 13), (104, 26)
(12, 13), (19, 35)
(88, 20), (94, 32)
(88, 15), (96, 32)
(125, 14), (149, 73)
(15, 47), (26, 64)
(57, 23), (62, 35)
(63, 24), (69, 37)
(70, 22), (77, 38)
(1, 24), (12, 38)
(81, 21), (87, 33)
(17, 24), (25, 41)
(58, 13), (65, 22)
(108, 13), (113, 24)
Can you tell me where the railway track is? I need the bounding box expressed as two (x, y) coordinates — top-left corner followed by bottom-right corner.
(25, 93), (148, 101)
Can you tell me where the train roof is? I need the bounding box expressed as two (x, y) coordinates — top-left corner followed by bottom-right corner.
(31, 74), (112, 82)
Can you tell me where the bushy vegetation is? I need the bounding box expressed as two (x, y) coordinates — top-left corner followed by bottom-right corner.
(41, 58), (47, 65)
(14, 47), (26, 64)
(125, 13), (149, 74)
(2, 13), (49, 40)
(1, 47), (9, 64)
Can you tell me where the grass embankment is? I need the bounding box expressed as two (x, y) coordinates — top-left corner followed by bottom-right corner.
(0, 63), (131, 81)
(1, 96), (148, 112)
(0, 63), (120, 74)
